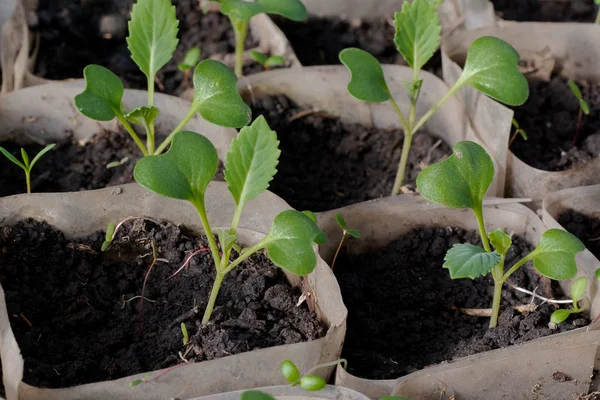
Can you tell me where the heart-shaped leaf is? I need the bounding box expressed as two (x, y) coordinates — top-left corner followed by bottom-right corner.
(125, 106), (160, 127)
(393, 0), (441, 71)
(258, 210), (326, 275)
(75, 65), (124, 121)
(127, 0), (179, 82)
(221, 0), (307, 21)
(192, 60), (251, 128)
(225, 115), (280, 208)
(178, 48), (201, 71)
(335, 212), (347, 230)
(265, 55), (286, 68)
(488, 229), (511, 256)
(339, 48), (391, 103)
(250, 50), (269, 65)
(443, 243), (500, 279)
(550, 309), (573, 324)
(347, 229), (361, 239)
(531, 229), (584, 280)
(280, 360), (300, 383)
(416, 141), (494, 210)
(570, 276), (588, 303)
(456, 36), (529, 106)
(134, 131), (218, 204)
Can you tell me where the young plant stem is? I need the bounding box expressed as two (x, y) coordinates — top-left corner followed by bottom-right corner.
(192, 200), (221, 267)
(596, 8), (600, 24)
(145, 120), (156, 155)
(488, 255), (532, 327)
(472, 207), (491, 252)
(490, 279), (504, 328)
(25, 170), (31, 194)
(232, 17), (249, 77)
(392, 132), (413, 196)
(154, 105), (198, 154)
(411, 84), (461, 135)
(148, 74), (155, 108)
(202, 271), (225, 324)
(331, 232), (347, 270)
(138, 242), (158, 334)
(509, 129), (519, 147)
(571, 108), (583, 148)
(116, 115), (149, 156)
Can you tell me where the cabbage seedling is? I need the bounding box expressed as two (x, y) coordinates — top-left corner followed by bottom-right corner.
(209, 0), (307, 76)
(331, 212), (360, 270)
(417, 141), (584, 328)
(75, 0), (251, 156)
(339, 0), (529, 196)
(250, 50), (286, 70)
(568, 80), (590, 147)
(178, 47), (201, 87)
(0, 144), (55, 194)
(134, 116), (326, 324)
(509, 118), (527, 147)
(550, 276), (589, 324)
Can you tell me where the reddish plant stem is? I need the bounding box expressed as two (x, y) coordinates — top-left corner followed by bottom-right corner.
(138, 257), (157, 334)
(509, 130), (519, 147)
(142, 361), (191, 384)
(330, 233), (347, 270)
(165, 247), (210, 282)
(571, 108), (583, 148)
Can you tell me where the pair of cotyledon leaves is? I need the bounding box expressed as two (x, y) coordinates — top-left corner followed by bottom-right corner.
(416, 141), (584, 282)
(133, 117), (326, 276)
(339, 0), (529, 109)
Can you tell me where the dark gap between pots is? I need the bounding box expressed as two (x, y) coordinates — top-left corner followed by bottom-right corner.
(491, 0), (597, 22)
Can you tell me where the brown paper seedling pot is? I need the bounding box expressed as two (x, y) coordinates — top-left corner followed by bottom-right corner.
(0, 81), (236, 196)
(0, 183), (347, 400)
(442, 22), (600, 209)
(316, 195), (600, 399)
(188, 385), (371, 400)
(234, 65), (508, 213)
(542, 184), (600, 320)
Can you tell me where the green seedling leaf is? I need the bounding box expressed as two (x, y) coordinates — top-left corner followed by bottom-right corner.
(130, 379), (143, 387)
(570, 276), (588, 304)
(134, 131), (218, 204)
(347, 229), (361, 239)
(456, 36), (529, 106)
(178, 47), (201, 71)
(393, 0), (441, 71)
(181, 322), (189, 346)
(339, 48), (391, 103)
(192, 60), (251, 128)
(0, 146), (25, 169)
(580, 99), (590, 115)
(443, 243), (500, 279)
(416, 141), (494, 209)
(550, 309), (573, 324)
(489, 229), (512, 256)
(568, 80), (583, 100)
(512, 118), (520, 130)
(335, 212), (347, 230)
(220, 0), (307, 21)
(75, 65), (124, 121)
(299, 375), (326, 391)
(101, 222), (116, 252)
(302, 210), (317, 223)
(125, 106), (160, 127)
(127, 0), (179, 82)
(531, 229), (584, 280)
(106, 157), (129, 169)
(217, 229), (238, 253)
(225, 115), (280, 209)
(281, 360), (300, 383)
(259, 210), (326, 275)
(21, 148), (29, 166)
(240, 391), (276, 400)
(250, 50), (269, 65)
(265, 55), (286, 68)
(596, 268), (600, 280)
(29, 144), (56, 169)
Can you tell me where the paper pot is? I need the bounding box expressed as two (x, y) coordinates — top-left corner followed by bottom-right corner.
(0, 182), (347, 400)
(443, 21), (600, 208)
(316, 195), (600, 399)
(237, 65), (509, 197)
(188, 385), (370, 400)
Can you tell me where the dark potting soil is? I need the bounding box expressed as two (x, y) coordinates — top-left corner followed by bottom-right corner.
(491, 0), (597, 22)
(558, 209), (600, 260)
(32, 0), (259, 96)
(335, 226), (585, 380)
(249, 94), (452, 212)
(509, 76), (600, 171)
(0, 218), (325, 388)
(272, 16), (442, 77)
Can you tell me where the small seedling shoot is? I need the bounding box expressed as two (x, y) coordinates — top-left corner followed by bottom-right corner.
(209, 0), (307, 76)
(134, 116), (326, 324)
(249, 50), (286, 70)
(596, 0), (600, 24)
(331, 212), (360, 270)
(509, 118), (527, 147)
(178, 47), (201, 87)
(75, 0), (251, 156)
(0, 144), (56, 194)
(568, 80), (590, 147)
(550, 276), (589, 324)
(339, 0), (529, 196)
(416, 141), (585, 328)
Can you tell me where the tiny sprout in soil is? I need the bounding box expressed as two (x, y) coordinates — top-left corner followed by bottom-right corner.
(181, 322), (189, 345)
(509, 118), (527, 147)
(339, 0), (529, 196)
(178, 47), (201, 87)
(331, 212), (360, 270)
(134, 116), (327, 324)
(250, 50), (286, 70)
(75, 0), (251, 156)
(417, 140), (584, 328)
(568, 79), (590, 147)
(209, 0), (307, 76)
(0, 144), (56, 194)
(550, 276), (589, 324)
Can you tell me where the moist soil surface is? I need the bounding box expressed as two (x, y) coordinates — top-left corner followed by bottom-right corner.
(33, 0), (259, 96)
(491, 0), (597, 22)
(0, 130), (164, 197)
(558, 209), (600, 260)
(272, 16), (442, 76)
(248, 94), (452, 212)
(335, 226), (585, 380)
(509, 76), (600, 171)
(0, 219), (325, 388)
